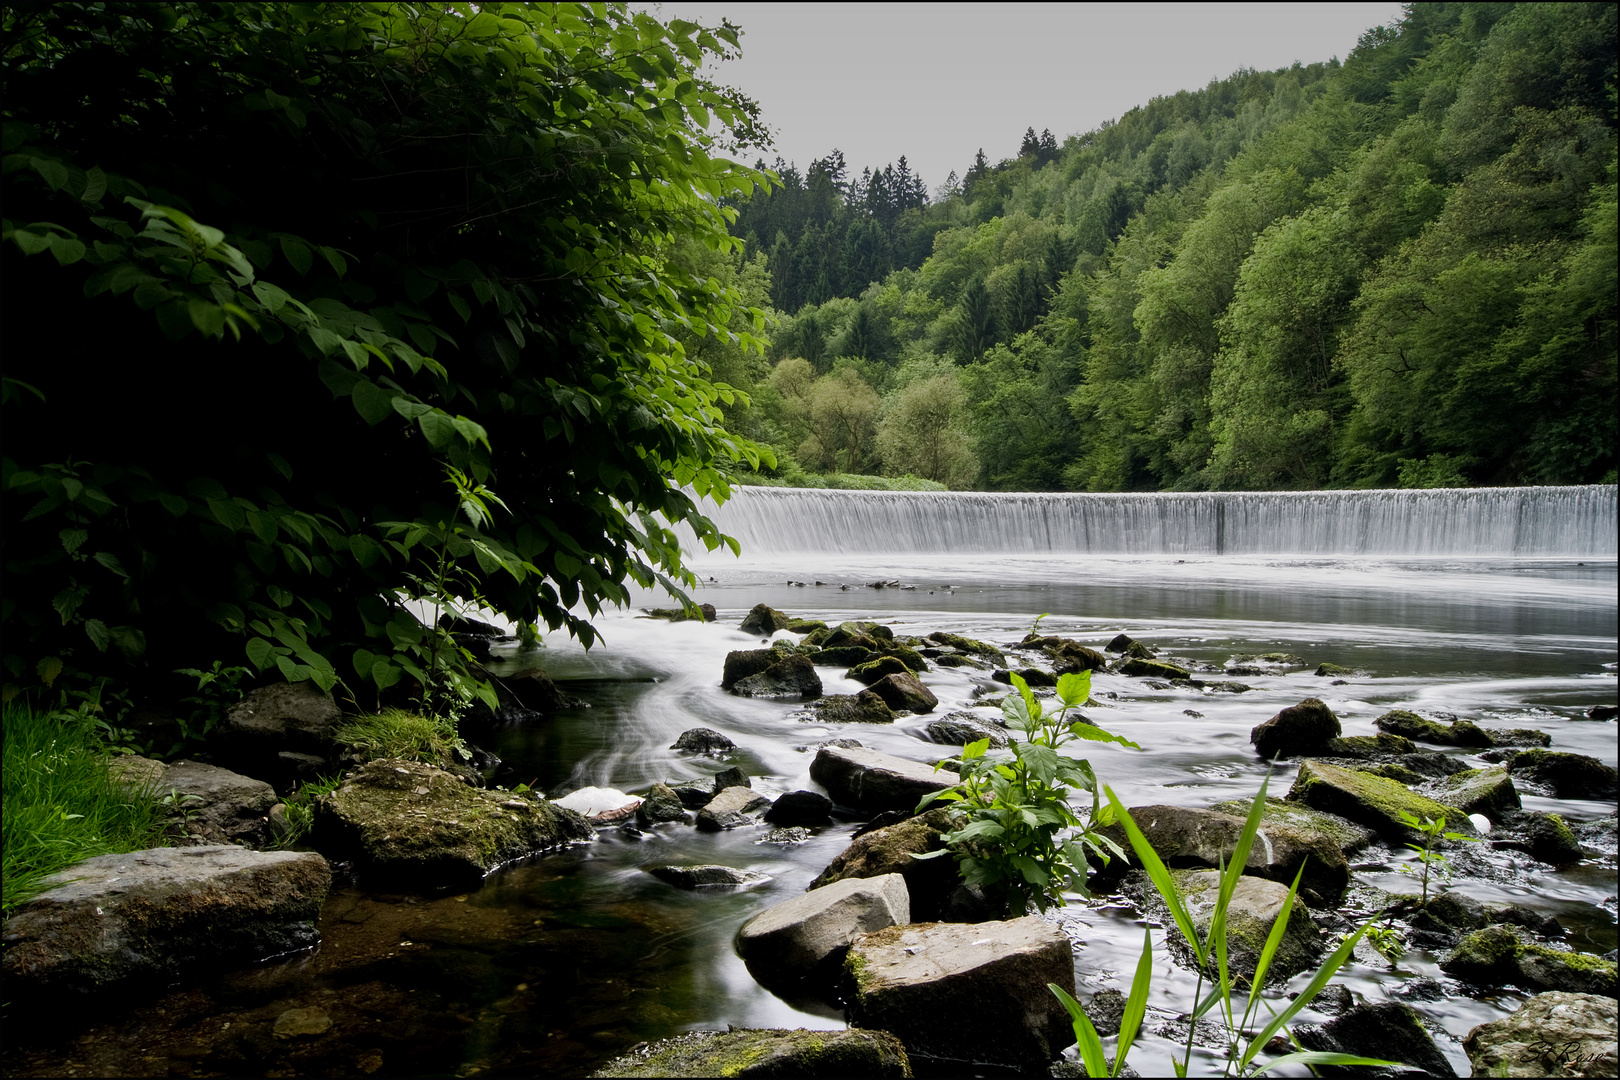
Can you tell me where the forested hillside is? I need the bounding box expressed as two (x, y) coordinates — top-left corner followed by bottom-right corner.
(722, 1), (1618, 491)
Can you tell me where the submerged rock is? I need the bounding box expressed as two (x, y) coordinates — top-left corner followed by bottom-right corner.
(1, 845), (330, 1004)
(991, 667), (1058, 687)
(645, 865), (771, 888)
(1251, 698), (1342, 760)
(315, 759), (592, 887)
(1095, 803), (1351, 904)
(1286, 760), (1475, 846)
(1315, 662), (1355, 677)
(738, 603), (791, 636)
(1441, 924), (1618, 996)
(591, 1028), (912, 1078)
(809, 745), (953, 814)
(738, 873), (910, 993)
(808, 691), (896, 724)
(1507, 750), (1619, 800)
(1294, 1002), (1456, 1078)
(1463, 992), (1618, 1079)
(809, 808), (961, 921)
(843, 917), (1074, 1070)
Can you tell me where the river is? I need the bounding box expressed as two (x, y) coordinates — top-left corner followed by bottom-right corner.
(5, 486), (1615, 1078)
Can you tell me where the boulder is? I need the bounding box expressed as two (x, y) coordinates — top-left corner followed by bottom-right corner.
(923, 714), (1009, 749)
(809, 808), (961, 921)
(809, 745), (954, 814)
(1095, 804), (1350, 904)
(931, 654), (981, 669)
(812, 645), (876, 667)
(1587, 705), (1618, 721)
(1286, 760), (1476, 846)
(712, 765), (751, 792)
(645, 865), (771, 888)
(849, 656), (912, 685)
(696, 787), (771, 832)
(216, 680), (343, 787)
(1130, 869), (1322, 985)
(1495, 810), (1584, 864)
(765, 790), (833, 826)
(670, 728), (736, 755)
(843, 916), (1074, 1070)
(1019, 636), (1112, 673)
(1420, 766), (1520, 822)
(1319, 733), (1419, 761)
(591, 1028), (912, 1078)
(112, 757), (278, 848)
(1294, 1002), (1456, 1078)
(732, 655), (823, 700)
(1119, 657), (1190, 679)
(739, 603), (791, 636)
(1, 845), (330, 1004)
(829, 620), (894, 645)
(863, 672), (938, 714)
(644, 603), (716, 623)
(670, 782), (715, 809)
(1208, 796), (1378, 856)
(1315, 663), (1355, 677)
(314, 759), (591, 888)
(1251, 698), (1341, 760)
(1463, 992), (1618, 1079)
(1507, 750), (1619, 800)
(636, 783), (692, 826)
(926, 632), (1006, 665)
(737, 873), (910, 992)
(1105, 633), (1154, 657)
(786, 618), (827, 634)
(1441, 924), (1617, 996)
(1482, 726), (1551, 747)
(991, 667), (1058, 687)
(809, 691), (897, 724)
(722, 649), (779, 689)
(1374, 710), (1494, 748)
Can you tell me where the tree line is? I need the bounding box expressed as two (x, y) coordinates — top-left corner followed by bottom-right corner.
(722, 1), (1617, 492)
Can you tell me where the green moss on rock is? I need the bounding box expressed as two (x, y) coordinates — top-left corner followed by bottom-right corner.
(1286, 760), (1475, 845)
(591, 1028), (912, 1078)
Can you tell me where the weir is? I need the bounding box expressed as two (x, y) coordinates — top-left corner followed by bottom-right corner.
(700, 484), (1618, 558)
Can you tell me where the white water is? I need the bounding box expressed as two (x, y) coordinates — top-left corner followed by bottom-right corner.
(695, 484), (1618, 557)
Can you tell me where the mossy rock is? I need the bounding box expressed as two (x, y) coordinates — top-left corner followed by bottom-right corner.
(827, 621), (893, 647)
(1286, 760), (1475, 846)
(1314, 663), (1354, 677)
(848, 656), (911, 686)
(1134, 869), (1323, 986)
(787, 619), (828, 634)
(811, 645), (875, 667)
(809, 808), (960, 920)
(1423, 766), (1520, 821)
(1375, 710), (1494, 748)
(1442, 924), (1618, 996)
(926, 631), (1006, 665)
(992, 667), (1057, 688)
(1208, 796), (1378, 856)
(803, 627), (832, 648)
(591, 1028), (912, 1078)
(1507, 749), (1619, 800)
(1118, 657), (1191, 680)
(1321, 733), (1418, 759)
(873, 645), (929, 673)
(739, 604), (792, 636)
(315, 759), (592, 888)
(809, 692), (896, 725)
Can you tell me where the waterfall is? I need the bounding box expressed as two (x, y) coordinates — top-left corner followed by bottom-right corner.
(696, 485), (1618, 558)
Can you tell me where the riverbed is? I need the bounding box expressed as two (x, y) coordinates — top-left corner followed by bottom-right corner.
(4, 550), (1615, 1078)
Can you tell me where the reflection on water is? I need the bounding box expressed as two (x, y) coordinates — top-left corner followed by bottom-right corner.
(4, 555), (1614, 1077)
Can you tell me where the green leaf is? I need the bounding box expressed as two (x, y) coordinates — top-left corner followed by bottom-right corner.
(188, 299), (227, 337)
(1048, 984), (1108, 1079)
(81, 166), (107, 204)
(350, 380), (395, 425)
(1105, 787), (1205, 966)
(245, 637), (278, 670)
(418, 410), (456, 448)
(279, 237), (313, 275)
(84, 618), (111, 651)
(1250, 1053), (1405, 1076)
(1057, 669), (1092, 707)
(1114, 928), (1153, 1077)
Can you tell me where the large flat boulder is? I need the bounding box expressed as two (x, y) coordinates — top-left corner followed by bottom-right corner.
(843, 916), (1074, 1070)
(1463, 992), (1618, 1078)
(810, 746), (954, 815)
(1208, 796), (1378, 856)
(738, 873), (909, 992)
(112, 756), (279, 847)
(592, 1028), (912, 1078)
(1420, 766), (1520, 822)
(696, 787), (772, 831)
(314, 758), (592, 888)
(1094, 804), (1350, 904)
(1286, 760), (1476, 846)
(1, 845), (330, 1004)
(1129, 869), (1323, 985)
(1250, 698), (1341, 759)
(808, 808), (961, 920)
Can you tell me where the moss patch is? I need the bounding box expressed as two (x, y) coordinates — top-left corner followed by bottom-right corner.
(1287, 760), (1474, 845)
(1209, 796), (1377, 855)
(592, 1028), (912, 1078)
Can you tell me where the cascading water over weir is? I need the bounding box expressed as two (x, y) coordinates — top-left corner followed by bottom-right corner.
(697, 484), (1618, 558)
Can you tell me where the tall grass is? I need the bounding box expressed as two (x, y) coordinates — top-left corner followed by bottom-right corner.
(2, 701), (168, 914)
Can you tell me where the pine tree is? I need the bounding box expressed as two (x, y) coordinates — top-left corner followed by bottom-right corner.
(1038, 128), (1059, 165)
(1019, 126), (1040, 157)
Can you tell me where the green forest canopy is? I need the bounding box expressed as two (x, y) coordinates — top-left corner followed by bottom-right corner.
(720, 1), (1617, 494)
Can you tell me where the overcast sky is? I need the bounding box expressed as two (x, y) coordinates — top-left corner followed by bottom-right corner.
(649, 2), (1404, 191)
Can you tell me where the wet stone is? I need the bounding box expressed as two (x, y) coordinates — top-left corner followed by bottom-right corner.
(696, 787), (771, 832)
(923, 714), (1009, 748)
(636, 783), (691, 826)
(669, 728), (735, 755)
(711, 766), (750, 792)
(645, 865), (771, 888)
(764, 789), (832, 826)
(273, 1006), (333, 1040)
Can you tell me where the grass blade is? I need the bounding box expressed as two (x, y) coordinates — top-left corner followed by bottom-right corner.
(1104, 785), (1205, 966)
(1112, 927), (1154, 1077)
(1249, 1051), (1405, 1075)
(1049, 982), (1109, 1078)
(1242, 922), (1371, 1068)
(1242, 861), (1305, 1031)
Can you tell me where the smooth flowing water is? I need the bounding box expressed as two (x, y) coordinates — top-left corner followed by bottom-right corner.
(6, 488), (1616, 1078)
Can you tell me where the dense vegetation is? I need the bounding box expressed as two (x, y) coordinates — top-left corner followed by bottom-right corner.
(2, 2), (771, 709)
(725, 2), (1617, 492)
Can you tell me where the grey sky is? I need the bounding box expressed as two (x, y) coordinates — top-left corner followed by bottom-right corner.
(651, 2), (1404, 191)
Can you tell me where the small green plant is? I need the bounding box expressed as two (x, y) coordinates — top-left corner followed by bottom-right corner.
(916, 670), (1139, 916)
(1364, 919), (1407, 968)
(1396, 809), (1478, 907)
(274, 773), (343, 848)
(168, 660), (252, 757)
(1088, 776), (1405, 1077)
(1050, 927), (1153, 1078)
(158, 788), (206, 827)
(334, 708), (469, 768)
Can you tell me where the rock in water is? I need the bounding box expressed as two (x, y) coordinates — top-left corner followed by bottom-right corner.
(1294, 1002), (1456, 1077)
(1464, 992), (1618, 1079)
(696, 787), (771, 831)
(1, 845), (330, 1005)
(316, 759), (592, 887)
(1441, 924), (1617, 996)
(809, 808), (961, 921)
(636, 783), (691, 826)
(737, 874), (910, 992)
(738, 603), (791, 636)
(590, 1028), (911, 1078)
(764, 790), (833, 825)
(1250, 698), (1341, 759)
(731, 655), (823, 699)
(809, 745), (953, 814)
(645, 865), (771, 888)
(1286, 760), (1476, 845)
(862, 672), (938, 714)
(1507, 749), (1619, 799)
(843, 916), (1074, 1070)
(1130, 869), (1323, 985)
(670, 727), (736, 755)
(809, 691), (896, 724)
(721, 649), (778, 689)
(924, 714), (1009, 749)
(1118, 657), (1190, 679)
